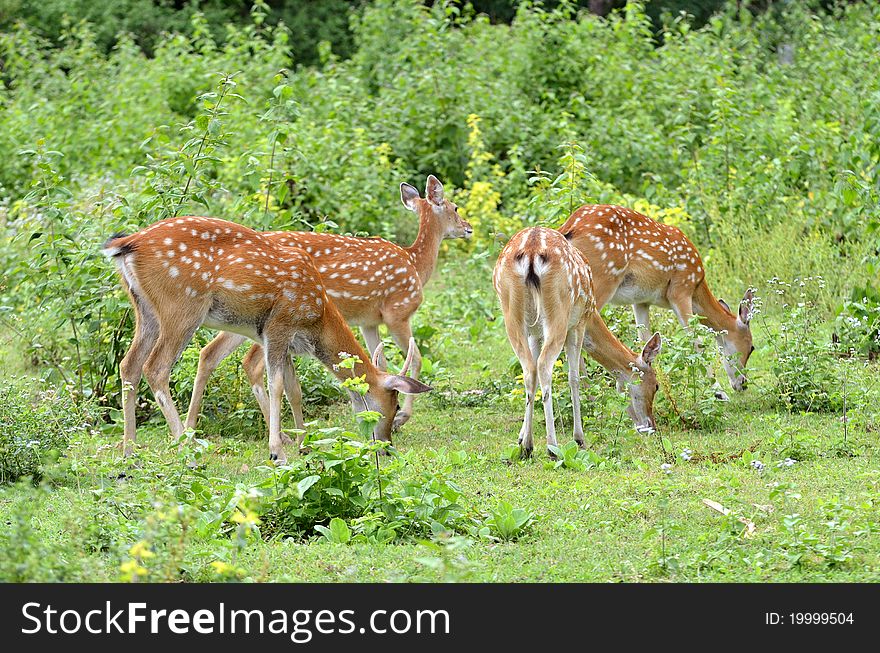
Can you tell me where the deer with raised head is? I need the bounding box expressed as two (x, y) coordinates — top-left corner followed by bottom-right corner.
(494, 226), (662, 458)
(183, 175), (472, 435)
(558, 205), (754, 398)
(103, 216), (432, 464)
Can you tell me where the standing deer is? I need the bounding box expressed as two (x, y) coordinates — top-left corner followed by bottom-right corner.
(494, 226), (662, 458)
(183, 175), (472, 435)
(103, 216), (431, 464)
(558, 205), (754, 397)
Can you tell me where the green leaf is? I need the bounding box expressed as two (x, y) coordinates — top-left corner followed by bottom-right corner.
(316, 518), (351, 544)
(294, 474), (320, 500)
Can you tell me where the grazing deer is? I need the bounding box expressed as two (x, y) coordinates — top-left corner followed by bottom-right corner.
(183, 175), (472, 434)
(558, 205), (754, 397)
(103, 216), (431, 464)
(494, 226), (662, 458)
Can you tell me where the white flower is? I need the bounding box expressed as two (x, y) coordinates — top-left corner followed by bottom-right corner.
(777, 457), (797, 468)
(680, 448), (693, 461)
(660, 463), (673, 474)
(750, 460), (765, 472)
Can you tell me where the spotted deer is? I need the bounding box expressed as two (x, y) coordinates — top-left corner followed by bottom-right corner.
(103, 216), (431, 464)
(183, 175), (472, 435)
(494, 226), (662, 458)
(558, 205), (754, 397)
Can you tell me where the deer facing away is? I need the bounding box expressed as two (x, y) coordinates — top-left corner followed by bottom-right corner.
(103, 216), (431, 464)
(558, 204), (754, 397)
(494, 226), (662, 458)
(184, 175), (472, 435)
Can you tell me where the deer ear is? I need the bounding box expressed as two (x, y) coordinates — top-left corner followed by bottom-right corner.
(382, 375), (432, 394)
(400, 183), (420, 211)
(718, 298), (731, 313)
(425, 174), (444, 206)
(739, 289), (754, 325)
(639, 332), (662, 367)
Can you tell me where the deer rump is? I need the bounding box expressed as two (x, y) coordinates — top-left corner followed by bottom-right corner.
(511, 250), (585, 335)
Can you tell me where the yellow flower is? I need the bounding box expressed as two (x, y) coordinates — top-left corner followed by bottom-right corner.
(129, 540), (155, 559)
(119, 559), (148, 582)
(210, 561), (236, 575)
(231, 510), (262, 526)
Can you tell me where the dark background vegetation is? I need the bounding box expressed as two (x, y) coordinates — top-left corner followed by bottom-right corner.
(1, 0), (880, 583)
(2, 0), (855, 66)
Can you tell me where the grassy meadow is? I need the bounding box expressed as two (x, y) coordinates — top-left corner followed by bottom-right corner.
(1, 1), (879, 582)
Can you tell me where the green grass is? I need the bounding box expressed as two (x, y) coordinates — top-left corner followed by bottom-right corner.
(1, 257), (879, 583)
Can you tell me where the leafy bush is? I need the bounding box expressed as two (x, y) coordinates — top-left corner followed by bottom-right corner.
(762, 278), (842, 413)
(834, 297), (880, 360)
(654, 315), (724, 429)
(0, 378), (95, 483)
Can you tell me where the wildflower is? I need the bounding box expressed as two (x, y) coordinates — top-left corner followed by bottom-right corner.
(119, 559), (148, 582)
(750, 460), (765, 472)
(128, 540), (155, 559)
(661, 463), (673, 474)
(680, 448), (693, 461)
(777, 457), (797, 468)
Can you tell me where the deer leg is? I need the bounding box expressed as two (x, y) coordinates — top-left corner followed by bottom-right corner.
(262, 342), (288, 465)
(281, 355), (304, 433)
(538, 332), (565, 458)
(537, 327), (566, 458)
(566, 327), (585, 448)
(387, 320), (420, 429)
(633, 303), (651, 342)
(244, 343), (303, 446)
(142, 315), (203, 446)
(506, 324), (538, 458)
(118, 301), (160, 456)
(185, 331), (247, 430)
(241, 343), (271, 425)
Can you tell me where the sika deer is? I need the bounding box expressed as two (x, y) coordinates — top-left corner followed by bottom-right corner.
(494, 227), (662, 458)
(184, 175), (472, 434)
(558, 205), (754, 396)
(103, 217), (431, 464)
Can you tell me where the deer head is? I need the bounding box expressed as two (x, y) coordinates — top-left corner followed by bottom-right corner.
(400, 175), (473, 241)
(361, 338), (431, 442)
(624, 333), (663, 433)
(717, 289), (755, 391)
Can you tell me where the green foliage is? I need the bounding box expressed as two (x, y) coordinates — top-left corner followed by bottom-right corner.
(655, 315), (724, 429)
(835, 297), (880, 360)
(762, 277), (843, 413)
(0, 378), (95, 483)
(476, 501), (537, 542)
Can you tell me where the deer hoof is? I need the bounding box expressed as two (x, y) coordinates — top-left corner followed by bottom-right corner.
(714, 390), (730, 401)
(575, 437), (586, 449)
(269, 451), (288, 466)
(519, 444), (533, 459)
(547, 447), (559, 461)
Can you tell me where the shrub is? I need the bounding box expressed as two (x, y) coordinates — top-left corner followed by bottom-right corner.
(0, 378), (95, 483)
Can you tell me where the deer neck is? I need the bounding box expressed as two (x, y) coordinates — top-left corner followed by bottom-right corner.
(316, 306), (382, 390)
(405, 206), (443, 285)
(693, 281), (738, 333)
(584, 313), (639, 382)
